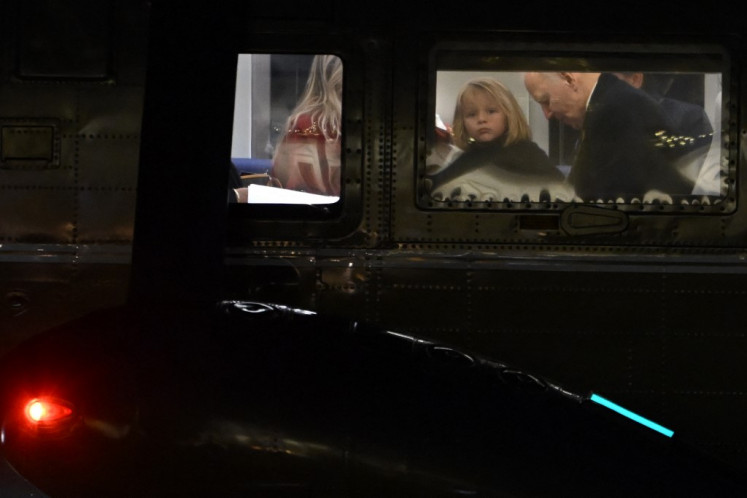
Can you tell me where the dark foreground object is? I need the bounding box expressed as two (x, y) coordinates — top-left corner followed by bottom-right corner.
(0, 301), (744, 497)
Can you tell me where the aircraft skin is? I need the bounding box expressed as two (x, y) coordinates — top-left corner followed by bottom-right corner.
(0, 300), (746, 497)
(0, 0), (747, 495)
(0, 0), (146, 356)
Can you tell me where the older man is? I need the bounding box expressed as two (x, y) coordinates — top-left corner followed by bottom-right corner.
(523, 72), (693, 201)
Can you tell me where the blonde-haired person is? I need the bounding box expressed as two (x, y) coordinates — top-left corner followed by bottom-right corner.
(270, 54), (343, 196)
(429, 77), (572, 203)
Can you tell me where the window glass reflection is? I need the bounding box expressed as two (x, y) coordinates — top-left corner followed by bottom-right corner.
(427, 69), (724, 206)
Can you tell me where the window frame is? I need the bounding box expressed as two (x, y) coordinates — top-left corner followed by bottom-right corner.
(226, 40), (364, 244)
(416, 36), (737, 216)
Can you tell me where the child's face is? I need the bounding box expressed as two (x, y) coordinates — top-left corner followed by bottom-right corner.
(462, 89), (507, 143)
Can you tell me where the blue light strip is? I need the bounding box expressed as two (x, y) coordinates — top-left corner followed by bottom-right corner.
(590, 393), (674, 438)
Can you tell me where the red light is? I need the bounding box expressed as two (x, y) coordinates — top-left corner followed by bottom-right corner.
(24, 397), (74, 426)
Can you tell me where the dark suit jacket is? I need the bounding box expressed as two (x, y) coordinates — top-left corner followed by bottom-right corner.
(430, 138), (565, 189)
(658, 96), (713, 139)
(570, 73), (693, 200)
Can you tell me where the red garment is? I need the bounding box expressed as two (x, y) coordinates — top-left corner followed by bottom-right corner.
(270, 114), (341, 196)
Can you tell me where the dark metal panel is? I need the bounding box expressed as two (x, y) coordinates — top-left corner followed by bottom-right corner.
(0, 189), (76, 242)
(0, 86), (78, 120)
(0, 0), (148, 356)
(77, 87), (146, 137)
(14, 0), (113, 81)
(377, 266), (472, 339)
(76, 136), (141, 188)
(0, 259), (130, 357)
(77, 189), (137, 242)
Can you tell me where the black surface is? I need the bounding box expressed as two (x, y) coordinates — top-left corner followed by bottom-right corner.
(0, 458), (48, 497)
(1, 301), (745, 497)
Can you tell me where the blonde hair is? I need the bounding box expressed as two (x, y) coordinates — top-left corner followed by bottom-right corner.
(451, 78), (531, 150)
(284, 54), (343, 142)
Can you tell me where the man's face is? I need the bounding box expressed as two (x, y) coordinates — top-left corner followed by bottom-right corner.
(524, 72), (585, 130)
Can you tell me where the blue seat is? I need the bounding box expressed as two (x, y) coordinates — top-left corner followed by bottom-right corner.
(232, 157), (273, 175)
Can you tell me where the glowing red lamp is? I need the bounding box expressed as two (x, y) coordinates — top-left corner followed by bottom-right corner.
(24, 398), (74, 426)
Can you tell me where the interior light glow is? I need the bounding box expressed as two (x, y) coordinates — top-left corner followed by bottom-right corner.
(590, 393), (674, 438)
(28, 401), (45, 421)
(24, 398), (74, 425)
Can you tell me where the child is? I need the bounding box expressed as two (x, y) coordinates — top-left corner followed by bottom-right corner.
(270, 54), (343, 197)
(428, 77), (573, 203)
